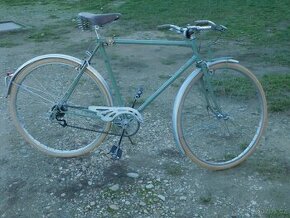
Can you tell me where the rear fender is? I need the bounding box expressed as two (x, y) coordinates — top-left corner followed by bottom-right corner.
(5, 54), (104, 97)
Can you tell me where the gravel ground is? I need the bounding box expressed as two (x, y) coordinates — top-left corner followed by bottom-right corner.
(1, 3), (290, 218)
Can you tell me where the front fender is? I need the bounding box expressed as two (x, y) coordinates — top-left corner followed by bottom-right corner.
(172, 67), (202, 155)
(207, 57), (239, 66)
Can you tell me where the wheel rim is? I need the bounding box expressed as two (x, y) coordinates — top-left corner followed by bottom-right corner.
(177, 63), (266, 169)
(10, 57), (112, 157)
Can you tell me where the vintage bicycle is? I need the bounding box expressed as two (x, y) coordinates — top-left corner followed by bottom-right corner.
(5, 12), (267, 170)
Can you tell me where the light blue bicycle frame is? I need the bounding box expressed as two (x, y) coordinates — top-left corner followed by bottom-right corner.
(93, 36), (201, 112)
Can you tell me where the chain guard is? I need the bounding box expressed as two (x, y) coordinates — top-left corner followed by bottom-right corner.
(88, 106), (143, 123)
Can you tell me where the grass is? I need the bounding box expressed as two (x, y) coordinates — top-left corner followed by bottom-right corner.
(211, 76), (254, 98)
(160, 58), (176, 66)
(27, 25), (70, 42)
(0, 39), (19, 48)
(117, 0), (290, 45)
(265, 209), (290, 218)
(163, 163), (184, 176)
(2, 0), (289, 44)
(199, 193), (213, 205)
(254, 157), (290, 181)
(211, 73), (290, 112)
(261, 74), (290, 112)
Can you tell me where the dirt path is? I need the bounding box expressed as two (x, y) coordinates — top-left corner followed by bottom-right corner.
(1, 3), (290, 218)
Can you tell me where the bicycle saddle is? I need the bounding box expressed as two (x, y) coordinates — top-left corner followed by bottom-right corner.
(78, 12), (121, 27)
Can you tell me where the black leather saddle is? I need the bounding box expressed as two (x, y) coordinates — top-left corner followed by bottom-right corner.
(78, 12), (121, 27)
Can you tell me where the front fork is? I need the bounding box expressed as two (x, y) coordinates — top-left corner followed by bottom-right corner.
(197, 61), (228, 120)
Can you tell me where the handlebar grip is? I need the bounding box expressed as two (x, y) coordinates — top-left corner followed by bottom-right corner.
(195, 20), (227, 32)
(215, 24), (228, 32)
(157, 24), (173, 30)
(195, 20), (216, 27)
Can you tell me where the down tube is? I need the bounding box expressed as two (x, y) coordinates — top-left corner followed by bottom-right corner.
(137, 56), (197, 112)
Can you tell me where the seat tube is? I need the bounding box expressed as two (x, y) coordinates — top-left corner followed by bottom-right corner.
(99, 44), (124, 106)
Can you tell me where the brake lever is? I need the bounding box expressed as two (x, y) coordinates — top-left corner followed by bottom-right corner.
(157, 24), (171, 30)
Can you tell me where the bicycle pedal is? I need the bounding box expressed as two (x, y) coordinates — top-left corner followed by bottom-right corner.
(115, 148), (123, 159)
(108, 145), (118, 154)
(108, 145), (123, 160)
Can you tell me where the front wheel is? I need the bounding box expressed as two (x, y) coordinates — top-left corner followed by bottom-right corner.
(173, 62), (267, 170)
(9, 54), (113, 157)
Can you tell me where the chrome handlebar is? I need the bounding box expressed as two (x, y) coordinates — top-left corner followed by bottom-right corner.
(158, 20), (227, 38)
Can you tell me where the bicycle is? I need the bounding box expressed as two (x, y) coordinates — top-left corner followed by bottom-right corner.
(5, 12), (267, 170)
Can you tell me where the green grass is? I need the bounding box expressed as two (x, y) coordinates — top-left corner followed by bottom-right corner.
(117, 0), (290, 45)
(0, 39), (19, 48)
(211, 73), (290, 112)
(199, 193), (213, 205)
(2, 0), (289, 60)
(163, 163), (184, 176)
(254, 157), (290, 181)
(212, 76), (254, 98)
(262, 74), (290, 112)
(2, 0), (289, 45)
(265, 209), (290, 218)
(261, 52), (290, 67)
(27, 25), (70, 42)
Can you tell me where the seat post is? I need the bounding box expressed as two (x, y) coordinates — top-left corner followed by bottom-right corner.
(94, 25), (100, 39)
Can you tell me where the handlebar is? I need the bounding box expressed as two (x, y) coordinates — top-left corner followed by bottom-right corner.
(158, 20), (227, 39)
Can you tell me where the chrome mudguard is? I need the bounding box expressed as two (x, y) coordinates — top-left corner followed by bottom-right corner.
(5, 54), (111, 100)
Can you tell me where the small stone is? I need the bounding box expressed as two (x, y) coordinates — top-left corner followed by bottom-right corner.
(60, 193), (66, 197)
(251, 200), (257, 205)
(109, 184), (120, 191)
(88, 181), (93, 186)
(127, 172), (139, 178)
(145, 184), (154, 189)
(140, 201), (146, 206)
(157, 194), (165, 201)
(180, 196), (187, 201)
(109, 204), (119, 210)
(90, 201), (96, 206)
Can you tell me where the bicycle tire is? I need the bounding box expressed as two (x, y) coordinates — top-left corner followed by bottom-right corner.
(173, 61), (267, 170)
(9, 54), (113, 157)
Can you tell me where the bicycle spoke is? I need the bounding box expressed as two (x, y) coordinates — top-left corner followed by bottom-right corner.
(9, 56), (112, 157)
(174, 62), (267, 170)
(12, 81), (56, 105)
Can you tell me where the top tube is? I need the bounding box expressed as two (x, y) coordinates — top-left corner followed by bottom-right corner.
(97, 37), (199, 56)
(113, 38), (193, 47)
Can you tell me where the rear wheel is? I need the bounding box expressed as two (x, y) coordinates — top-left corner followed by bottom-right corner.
(173, 62), (267, 170)
(9, 55), (112, 157)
